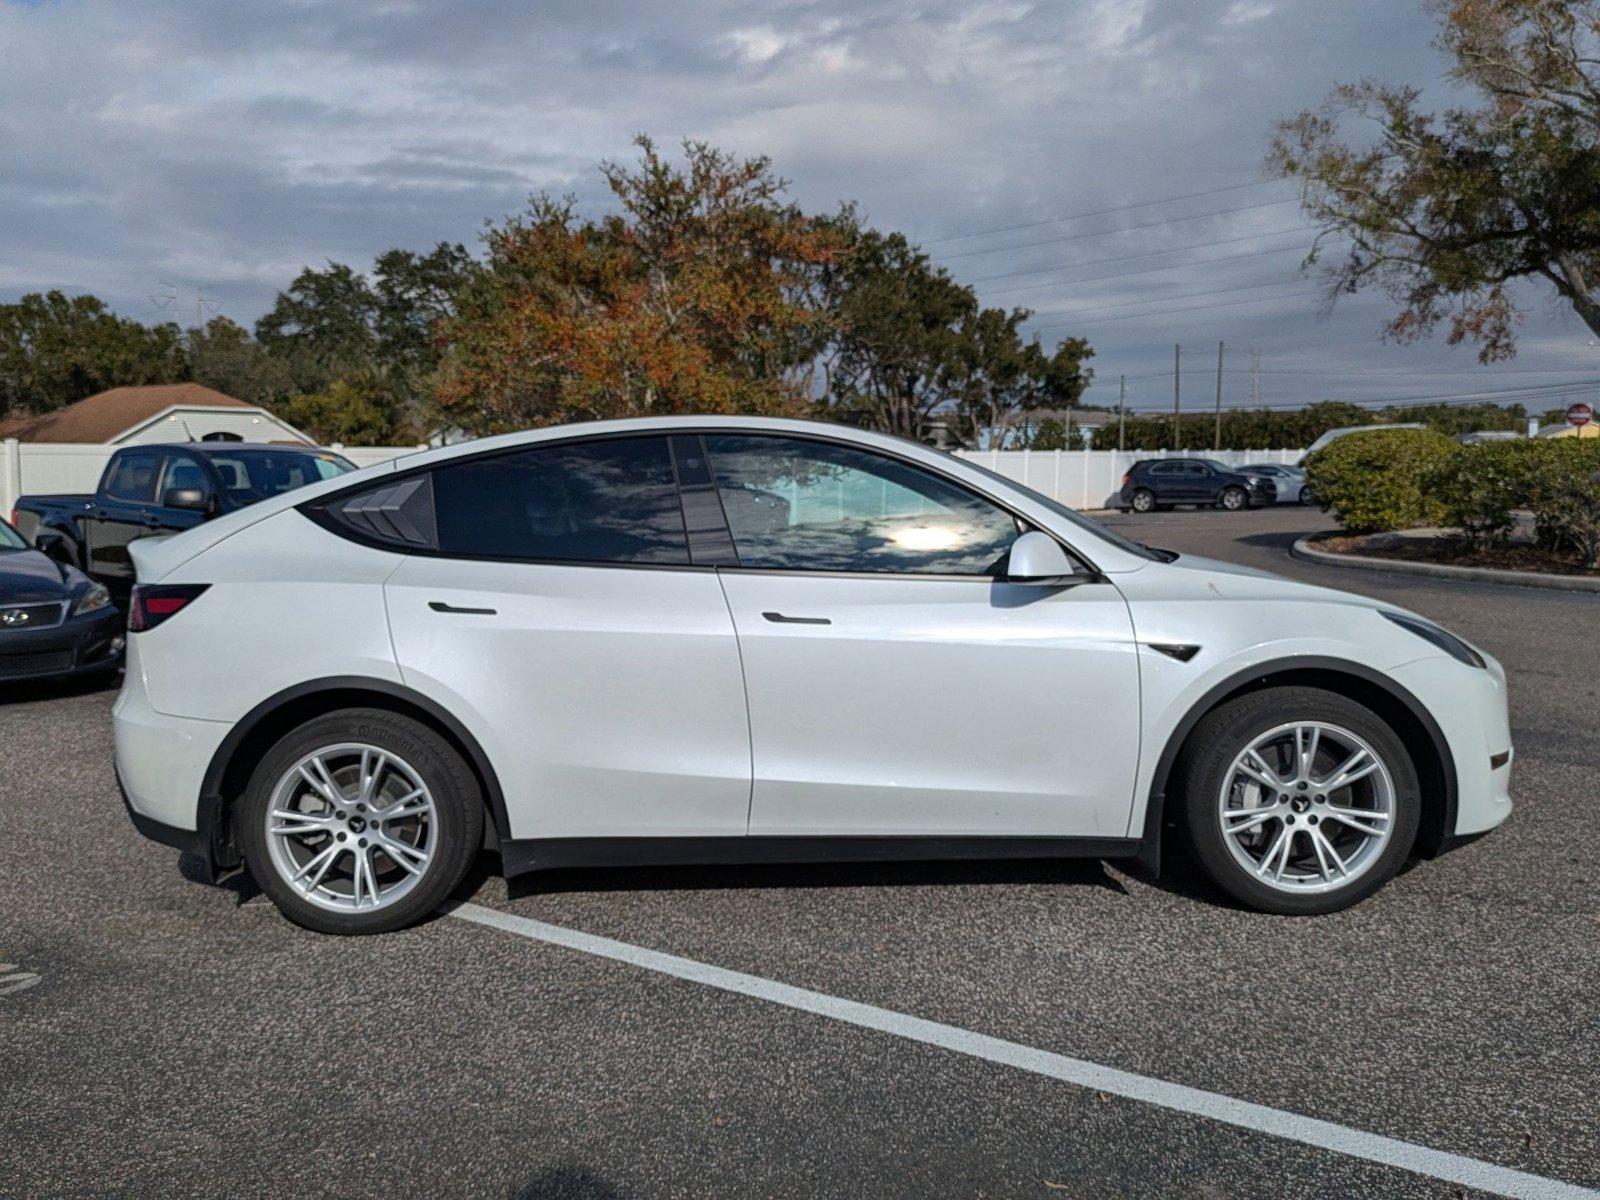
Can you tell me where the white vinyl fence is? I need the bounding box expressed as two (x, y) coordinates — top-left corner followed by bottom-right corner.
(954, 447), (1305, 511)
(1, 438), (425, 516)
(3, 437), (1306, 521)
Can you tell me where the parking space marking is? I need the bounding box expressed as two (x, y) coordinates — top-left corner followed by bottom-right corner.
(447, 901), (1598, 1200)
(0, 964), (42, 997)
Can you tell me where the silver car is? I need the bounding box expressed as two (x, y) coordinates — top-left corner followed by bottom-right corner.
(1241, 463), (1312, 505)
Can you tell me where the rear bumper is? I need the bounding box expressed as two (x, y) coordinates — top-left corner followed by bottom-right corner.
(112, 644), (230, 835)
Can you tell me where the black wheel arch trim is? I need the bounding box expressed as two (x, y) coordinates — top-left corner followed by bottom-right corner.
(1136, 655), (1459, 874)
(196, 676), (513, 868)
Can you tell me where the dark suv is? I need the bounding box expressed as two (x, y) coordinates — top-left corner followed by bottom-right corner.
(1118, 458), (1276, 513)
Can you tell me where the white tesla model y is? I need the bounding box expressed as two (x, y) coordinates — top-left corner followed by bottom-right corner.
(114, 417), (1513, 933)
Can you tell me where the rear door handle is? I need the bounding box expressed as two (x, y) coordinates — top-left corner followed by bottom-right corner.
(429, 601), (498, 615)
(762, 611), (831, 625)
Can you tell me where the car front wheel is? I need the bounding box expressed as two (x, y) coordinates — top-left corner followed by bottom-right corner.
(1299, 485), (1313, 505)
(237, 708), (484, 935)
(1218, 486), (1247, 511)
(1178, 686), (1420, 915)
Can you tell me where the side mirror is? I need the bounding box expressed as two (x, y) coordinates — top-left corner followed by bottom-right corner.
(1005, 530), (1086, 586)
(33, 529), (71, 562)
(163, 487), (210, 512)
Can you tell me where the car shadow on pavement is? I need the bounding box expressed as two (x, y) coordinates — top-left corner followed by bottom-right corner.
(494, 854), (1135, 900)
(0, 670), (120, 707)
(511, 1165), (631, 1200)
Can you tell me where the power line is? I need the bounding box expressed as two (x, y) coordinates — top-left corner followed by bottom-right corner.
(934, 196), (1301, 263)
(984, 237), (1339, 299)
(1029, 281), (1317, 330)
(965, 223), (1322, 287)
(920, 179), (1285, 247)
(1023, 273), (1318, 322)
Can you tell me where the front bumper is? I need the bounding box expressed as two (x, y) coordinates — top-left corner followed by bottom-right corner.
(1390, 654), (1514, 841)
(0, 604), (123, 682)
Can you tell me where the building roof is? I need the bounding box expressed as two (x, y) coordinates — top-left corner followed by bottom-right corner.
(0, 383), (253, 443)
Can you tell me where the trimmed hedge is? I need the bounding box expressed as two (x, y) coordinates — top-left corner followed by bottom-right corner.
(1303, 428), (1458, 533)
(1316, 434), (1600, 568)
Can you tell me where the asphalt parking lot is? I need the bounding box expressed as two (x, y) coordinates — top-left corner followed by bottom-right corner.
(2, 505), (1597, 1200)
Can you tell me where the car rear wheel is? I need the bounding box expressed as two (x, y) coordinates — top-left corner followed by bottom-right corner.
(1299, 485), (1313, 505)
(1130, 488), (1157, 513)
(237, 708), (484, 935)
(1178, 687), (1420, 915)
(1218, 486), (1247, 511)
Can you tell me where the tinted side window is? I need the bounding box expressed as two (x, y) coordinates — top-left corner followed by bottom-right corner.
(703, 434), (1018, 575)
(433, 436), (688, 565)
(104, 451), (164, 502)
(161, 455), (210, 498)
(1148, 462), (1180, 476)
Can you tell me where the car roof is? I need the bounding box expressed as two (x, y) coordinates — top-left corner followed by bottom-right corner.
(130, 442), (331, 456)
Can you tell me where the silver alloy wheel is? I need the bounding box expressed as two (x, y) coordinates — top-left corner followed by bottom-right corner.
(1217, 721), (1396, 895)
(264, 742), (437, 913)
(1132, 490), (1155, 512)
(1221, 488), (1246, 510)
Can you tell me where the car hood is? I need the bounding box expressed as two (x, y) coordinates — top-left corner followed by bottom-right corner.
(1144, 552), (1387, 609)
(0, 549), (85, 603)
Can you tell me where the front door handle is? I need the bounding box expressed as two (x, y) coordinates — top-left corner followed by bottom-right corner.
(429, 601), (498, 615)
(762, 611), (831, 625)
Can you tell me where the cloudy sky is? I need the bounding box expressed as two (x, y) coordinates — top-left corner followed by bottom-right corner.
(3, 0), (1597, 415)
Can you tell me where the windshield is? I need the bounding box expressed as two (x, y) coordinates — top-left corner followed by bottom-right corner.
(207, 450), (355, 504)
(0, 519), (26, 552)
(956, 456), (1162, 563)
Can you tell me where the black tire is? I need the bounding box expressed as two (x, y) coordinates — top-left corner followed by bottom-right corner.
(1177, 686), (1420, 915)
(1218, 486), (1247, 511)
(1299, 485), (1313, 505)
(236, 708), (484, 935)
(1130, 488), (1157, 513)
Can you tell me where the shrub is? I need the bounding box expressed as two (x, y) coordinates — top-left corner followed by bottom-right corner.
(1304, 428), (1458, 533)
(1427, 440), (1530, 549)
(1523, 439), (1600, 568)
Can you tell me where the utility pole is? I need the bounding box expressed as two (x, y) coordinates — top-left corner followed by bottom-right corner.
(1213, 340), (1225, 451)
(1117, 375), (1126, 452)
(1249, 348), (1263, 407)
(1172, 343), (1182, 450)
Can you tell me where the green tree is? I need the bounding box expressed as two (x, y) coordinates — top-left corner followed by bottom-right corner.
(1270, 0), (1600, 360)
(186, 316), (297, 407)
(0, 291), (186, 417)
(819, 223), (1093, 444)
(275, 373), (415, 446)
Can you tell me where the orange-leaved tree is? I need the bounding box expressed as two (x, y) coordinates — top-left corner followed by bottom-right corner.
(434, 137), (842, 434)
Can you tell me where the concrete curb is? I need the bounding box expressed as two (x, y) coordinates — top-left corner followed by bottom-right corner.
(1290, 534), (1600, 593)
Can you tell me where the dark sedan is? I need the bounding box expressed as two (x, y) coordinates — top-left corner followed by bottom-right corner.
(0, 517), (123, 683)
(1118, 458), (1276, 513)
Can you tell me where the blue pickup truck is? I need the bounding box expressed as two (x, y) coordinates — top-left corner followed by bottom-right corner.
(11, 442), (354, 601)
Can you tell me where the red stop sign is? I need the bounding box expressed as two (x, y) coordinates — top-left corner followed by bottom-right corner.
(1568, 402), (1594, 427)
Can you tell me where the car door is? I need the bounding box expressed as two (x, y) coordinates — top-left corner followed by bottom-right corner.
(1145, 461), (1184, 504)
(84, 449), (167, 589)
(382, 434), (753, 841)
(1174, 461), (1212, 502)
(702, 432), (1142, 840)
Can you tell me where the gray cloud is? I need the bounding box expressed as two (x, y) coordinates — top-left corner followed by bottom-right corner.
(2, 0), (1594, 411)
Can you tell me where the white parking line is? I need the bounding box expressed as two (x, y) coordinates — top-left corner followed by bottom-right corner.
(447, 901), (1598, 1200)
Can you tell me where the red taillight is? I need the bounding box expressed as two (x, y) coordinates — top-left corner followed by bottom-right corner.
(128, 584), (209, 632)
(8, 507), (18, 529)
(1120, 473), (1131, 487)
